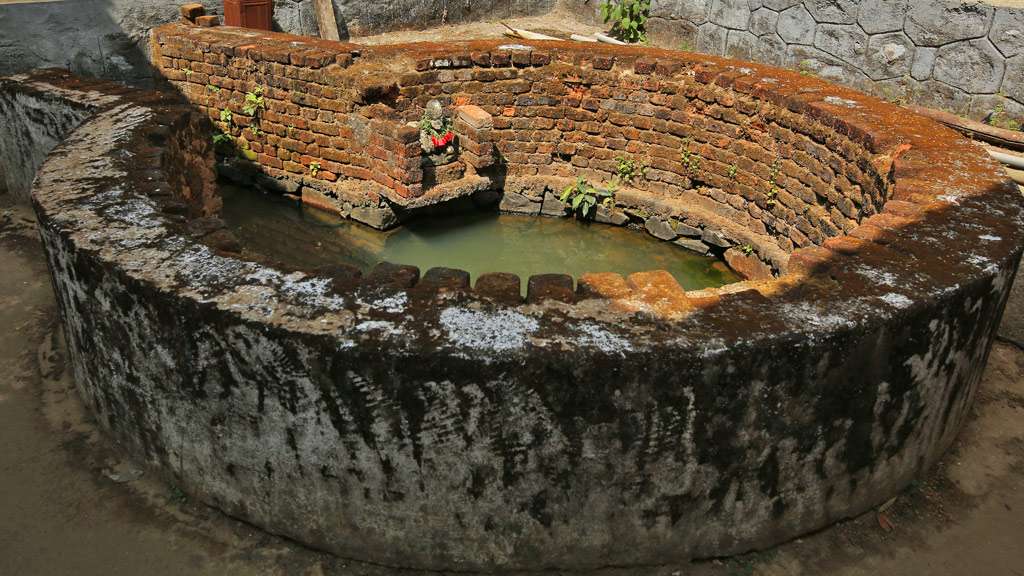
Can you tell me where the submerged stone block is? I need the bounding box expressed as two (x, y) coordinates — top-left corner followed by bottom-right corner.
(724, 247), (774, 280)
(419, 267), (471, 293)
(577, 272), (632, 300)
(475, 272), (522, 303)
(645, 216), (679, 240)
(626, 270), (693, 319)
(526, 273), (574, 303)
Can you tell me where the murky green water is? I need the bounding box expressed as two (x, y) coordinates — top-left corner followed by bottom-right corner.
(221, 185), (740, 292)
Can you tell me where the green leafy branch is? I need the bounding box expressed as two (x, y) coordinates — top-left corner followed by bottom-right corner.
(600, 0), (650, 44)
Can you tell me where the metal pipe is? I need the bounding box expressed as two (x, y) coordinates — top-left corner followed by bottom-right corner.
(988, 149), (1024, 171)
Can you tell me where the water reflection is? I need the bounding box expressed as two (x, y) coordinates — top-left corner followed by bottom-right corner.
(221, 185), (740, 291)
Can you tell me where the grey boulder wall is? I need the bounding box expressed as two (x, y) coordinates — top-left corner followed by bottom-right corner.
(7, 37), (1024, 575)
(565, 0), (1024, 121)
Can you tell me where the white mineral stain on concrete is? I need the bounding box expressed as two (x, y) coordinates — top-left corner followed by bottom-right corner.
(357, 292), (407, 314)
(880, 293), (914, 308)
(780, 301), (857, 331)
(439, 307), (539, 352)
(355, 320), (401, 335)
(856, 265), (899, 287)
(571, 322), (633, 354)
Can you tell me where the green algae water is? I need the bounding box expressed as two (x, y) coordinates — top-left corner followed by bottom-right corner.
(221, 185), (740, 292)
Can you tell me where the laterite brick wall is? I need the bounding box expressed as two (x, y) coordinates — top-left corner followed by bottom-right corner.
(153, 22), (902, 273)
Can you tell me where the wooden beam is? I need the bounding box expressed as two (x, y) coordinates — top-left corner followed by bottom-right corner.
(313, 0), (340, 41)
(908, 105), (1024, 152)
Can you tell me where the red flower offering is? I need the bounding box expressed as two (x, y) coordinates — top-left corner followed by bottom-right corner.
(431, 131), (454, 149)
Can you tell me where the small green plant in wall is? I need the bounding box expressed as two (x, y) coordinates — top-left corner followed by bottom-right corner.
(728, 163), (738, 179)
(681, 138), (701, 176)
(614, 155), (646, 185)
(213, 108), (234, 150)
(766, 158), (781, 207)
(561, 177), (613, 220)
(740, 244), (755, 256)
(987, 95), (1022, 131)
(206, 84), (221, 93)
(309, 162), (321, 177)
(242, 86), (266, 117)
(599, 0), (650, 44)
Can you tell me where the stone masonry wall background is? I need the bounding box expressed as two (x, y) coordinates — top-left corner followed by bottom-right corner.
(570, 0), (1024, 121)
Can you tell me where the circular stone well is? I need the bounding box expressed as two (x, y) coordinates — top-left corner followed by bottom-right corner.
(14, 27), (1024, 572)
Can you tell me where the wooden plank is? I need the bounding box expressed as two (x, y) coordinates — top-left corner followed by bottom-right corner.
(313, 0), (340, 41)
(908, 104), (1024, 152)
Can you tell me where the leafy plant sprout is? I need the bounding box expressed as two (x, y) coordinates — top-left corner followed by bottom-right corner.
(309, 162), (321, 177)
(614, 155), (646, 185)
(213, 108), (235, 150)
(766, 158), (781, 207)
(987, 95), (1022, 131)
(680, 137), (701, 176)
(242, 86), (265, 117)
(560, 177), (614, 220)
(599, 0), (650, 44)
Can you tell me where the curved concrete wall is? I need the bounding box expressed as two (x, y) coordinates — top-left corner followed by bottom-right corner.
(0, 72), (116, 201)
(14, 38), (1024, 573)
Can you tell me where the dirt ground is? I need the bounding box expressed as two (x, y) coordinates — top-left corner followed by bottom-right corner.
(348, 8), (602, 45)
(2, 190), (1024, 576)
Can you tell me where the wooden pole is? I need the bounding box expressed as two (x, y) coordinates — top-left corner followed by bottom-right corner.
(908, 104), (1024, 152)
(313, 0), (340, 41)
